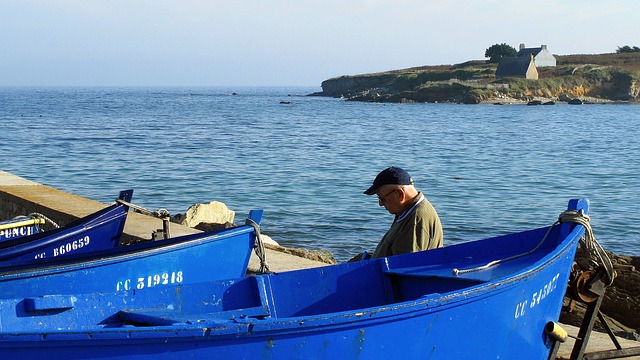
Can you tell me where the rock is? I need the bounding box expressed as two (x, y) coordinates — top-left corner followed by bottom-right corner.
(560, 299), (637, 339)
(264, 243), (336, 264)
(559, 246), (639, 340)
(256, 233), (279, 247)
(196, 223), (280, 247)
(559, 94), (573, 102)
(568, 98), (584, 105)
(194, 221), (235, 232)
(173, 201), (235, 228)
(600, 253), (640, 329)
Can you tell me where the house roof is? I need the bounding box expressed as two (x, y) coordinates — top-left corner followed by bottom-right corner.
(495, 56), (534, 76)
(517, 47), (543, 57)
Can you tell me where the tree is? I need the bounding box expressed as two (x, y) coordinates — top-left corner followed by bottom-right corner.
(616, 45), (640, 53)
(485, 43), (517, 63)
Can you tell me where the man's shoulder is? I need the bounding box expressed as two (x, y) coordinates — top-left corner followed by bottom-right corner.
(415, 196), (438, 214)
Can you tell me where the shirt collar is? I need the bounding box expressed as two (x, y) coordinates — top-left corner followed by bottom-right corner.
(395, 192), (425, 223)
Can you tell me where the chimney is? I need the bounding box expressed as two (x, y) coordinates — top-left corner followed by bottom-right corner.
(541, 45), (547, 50)
(520, 43), (525, 50)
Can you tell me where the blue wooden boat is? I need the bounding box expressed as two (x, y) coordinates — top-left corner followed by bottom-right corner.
(0, 190), (132, 262)
(0, 209), (263, 298)
(0, 199), (594, 359)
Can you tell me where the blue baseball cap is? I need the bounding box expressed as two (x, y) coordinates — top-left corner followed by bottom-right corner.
(364, 166), (414, 195)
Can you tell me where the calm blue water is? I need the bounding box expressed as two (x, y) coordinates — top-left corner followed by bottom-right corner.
(1, 87), (639, 261)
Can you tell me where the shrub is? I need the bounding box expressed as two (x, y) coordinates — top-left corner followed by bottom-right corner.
(617, 45), (640, 53)
(485, 43), (517, 63)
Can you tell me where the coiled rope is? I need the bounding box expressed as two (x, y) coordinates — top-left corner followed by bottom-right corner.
(245, 218), (270, 274)
(452, 209), (616, 286)
(559, 210), (616, 286)
(12, 213), (60, 229)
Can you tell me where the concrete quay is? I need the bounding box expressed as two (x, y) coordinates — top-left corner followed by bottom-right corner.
(0, 170), (328, 273)
(1, 170), (637, 358)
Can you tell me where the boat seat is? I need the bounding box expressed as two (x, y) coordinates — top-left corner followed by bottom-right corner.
(117, 305), (271, 327)
(384, 258), (532, 283)
(115, 275), (276, 327)
(383, 266), (490, 284)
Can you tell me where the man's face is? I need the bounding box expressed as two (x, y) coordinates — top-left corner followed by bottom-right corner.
(376, 186), (402, 215)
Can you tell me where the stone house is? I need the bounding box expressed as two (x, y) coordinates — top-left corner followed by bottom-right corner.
(517, 44), (556, 67)
(495, 55), (539, 80)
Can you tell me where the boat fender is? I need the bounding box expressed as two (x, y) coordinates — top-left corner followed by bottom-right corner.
(545, 321), (580, 343)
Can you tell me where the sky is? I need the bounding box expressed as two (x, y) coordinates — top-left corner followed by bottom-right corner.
(1, 0), (639, 87)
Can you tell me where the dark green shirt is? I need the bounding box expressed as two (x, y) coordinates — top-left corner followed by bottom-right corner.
(372, 193), (443, 258)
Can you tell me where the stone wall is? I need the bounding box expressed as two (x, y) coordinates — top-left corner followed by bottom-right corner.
(0, 186), (97, 229)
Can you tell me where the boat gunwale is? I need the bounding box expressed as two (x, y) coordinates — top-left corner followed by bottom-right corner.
(0, 224), (255, 278)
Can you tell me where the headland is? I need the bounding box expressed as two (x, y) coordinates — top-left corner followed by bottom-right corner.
(311, 53), (640, 104)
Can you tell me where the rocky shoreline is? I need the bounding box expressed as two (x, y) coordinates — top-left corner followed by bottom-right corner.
(479, 94), (616, 105)
(560, 248), (640, 341)
(312, 79), (636, 105)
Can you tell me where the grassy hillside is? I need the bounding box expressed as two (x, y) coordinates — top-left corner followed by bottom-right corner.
(317, 53), (640, 104)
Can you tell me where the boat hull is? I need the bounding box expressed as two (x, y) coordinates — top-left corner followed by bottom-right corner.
(0, 201), (586, 359)
(1, 250), (575, 359)
(0, 190), (132, 262)
(0, 210), (262, 298)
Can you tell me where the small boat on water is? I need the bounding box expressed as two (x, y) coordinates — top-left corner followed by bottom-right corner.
(0, 190), (132, 262)
(0, 199), (595, 359)
(0, 208), (264, 298)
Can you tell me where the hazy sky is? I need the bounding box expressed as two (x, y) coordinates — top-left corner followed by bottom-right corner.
(2, 1), (638, 87)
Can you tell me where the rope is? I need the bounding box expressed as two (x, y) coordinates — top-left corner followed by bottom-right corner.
(26, 213), (60, 229)
(115, 199), (169, 219)
(245, 218), (270, 274)
(452, 222), (556, 275)
(452, 209), (616, 286)
(559, 210), (616, 286)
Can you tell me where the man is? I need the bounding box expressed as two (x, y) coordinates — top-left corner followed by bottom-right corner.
(364, 166), (443, 258)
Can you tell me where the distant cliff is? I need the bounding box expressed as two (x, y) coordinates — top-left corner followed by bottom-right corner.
(311, 53), (640, 104)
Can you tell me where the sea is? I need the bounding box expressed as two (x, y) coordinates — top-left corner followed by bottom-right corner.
(1, 86), (638, 262)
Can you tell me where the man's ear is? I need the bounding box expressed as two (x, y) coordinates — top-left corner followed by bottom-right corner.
(397, 187), (406, 201)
